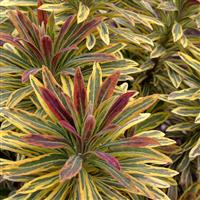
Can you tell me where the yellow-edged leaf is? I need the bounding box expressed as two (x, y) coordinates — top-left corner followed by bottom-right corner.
(86, 33), (96, 50)
(189, 137), (200, 160)
(30, 75), (57, 121)
(78, 169), (103, 200)
(77, 1), (90, 24)
(97, 22), (110, 45)
(172, 22), (183, 42)
(87, 62), (102, 104)
(18, 171), (59, 194)
(59, 155), (82, 182)
(167, 67), (182, 88)
(178, 52), (200, 72)
(195, 113), (200, 124)
(6, 85), (33, 108)
(172, 106), (200, 117)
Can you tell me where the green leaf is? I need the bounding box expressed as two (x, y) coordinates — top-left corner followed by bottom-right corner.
(92, 160), (142, 195)
(18, 171), (59, 194)
(180, 34), (188, 48)
(178, 52), (200, 72)
(150, 44), (166, 58)
(164, 61), (200, 87)
(45, 182), (70, 200)
(77, 1), (90, 24)
(167, 123), (197, 132)
(98, 22), (110, 45)
(3, 154), (66, 178)
(114, 95), (158, 124)
(172, 22), (183, 42)
(112, 28), (154, 46)
(112, 113), (151, 140)
(86, 34), (96, 50)
(112, 147), (172, 164)
(189, 137), (200, 160)
(172, 106), (200, 117)
(135, 112), (169, 132)
(87, 63), (102, 105)
(1, 131), (51, 156)
(167, 67), (182, 88)
(0, 107), (63, 137)
(157, 1), (177, 11)
(61, 74), (74, 98)
(6, 85), (33, 108)
(30, 75), (57, 121)
(168, 88), (200, 100)
(78, 169), (103, 200)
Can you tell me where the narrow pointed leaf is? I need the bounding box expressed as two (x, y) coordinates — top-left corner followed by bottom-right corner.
(18, 171), (59, 194)
(6, 85), (33, 108)
(74, 67), (87, 117)
(87, 62), (102, 104)
(172, 106), (200, 117)
(98, 22), (110, 45)
(55, 15), (75, 51)
(78, 169), (103, 200)
(195, 113), (200, 124)
(59, 155), (82, 182)
(178, 52), (200, 72)
(167, 67), (182, 88)
(172, 22), (183, 42)
(40, 87), (74, 124)
(77, 1), (90, 24)
(86, 33), (96, 50)
(189, 137), (200, 159)
(105, 136), (159, 148)
(102, 91), (135, 127)
(41, 35), (52, 62)
(93, 151), (121, 170)
(22, 68), (41, 83)
(168, 88), (200, 100)
(37, 0), (48, 25)
(59, 120), (81, 143)
(150, 44), (166, 58)
(61, 74), (74, 98)
(83, 115), (96, 139)
(22, 134), (67, 148)
(96, 71), (120, 105)
(92, 160), (143, 195)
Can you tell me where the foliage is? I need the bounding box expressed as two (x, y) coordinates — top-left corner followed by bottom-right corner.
(108, 0), (200, 95)
(0, 65), (178, 200)
(0, 4), (139, 128)
(0, 0), (200, 199)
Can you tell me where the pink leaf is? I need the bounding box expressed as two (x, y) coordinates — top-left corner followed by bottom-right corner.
(94, 151), (121, 170)
(21, 68), (41, 83)
(37, 0), (48, 26)
(102, 91), (135, 127)
(73, 67), (87, 117)
(97, 71), (120, 105)
(22, 134), (66, 148)
(40, 87), (74, 125)
(83, 115), (96, 140)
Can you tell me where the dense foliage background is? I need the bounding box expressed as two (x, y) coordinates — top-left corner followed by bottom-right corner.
(0, 0), (199, 199)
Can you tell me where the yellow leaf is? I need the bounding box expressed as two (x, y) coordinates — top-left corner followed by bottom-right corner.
(172, 22), (183, 42)
(77, 2), (90, 24)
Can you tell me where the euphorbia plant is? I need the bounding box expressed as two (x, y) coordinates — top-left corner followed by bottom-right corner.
(0, 6), (139, 128)
(0, 65), (177, 200)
